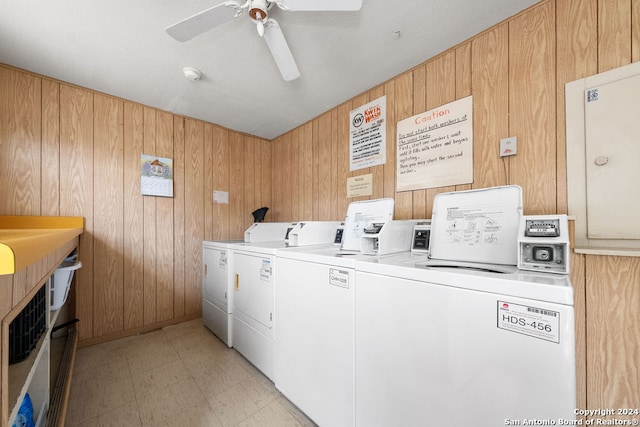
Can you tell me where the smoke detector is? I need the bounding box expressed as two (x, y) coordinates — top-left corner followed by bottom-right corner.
(182, 67), (202, 81)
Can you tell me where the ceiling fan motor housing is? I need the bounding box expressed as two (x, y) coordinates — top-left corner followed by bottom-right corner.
(249, 0), (270, 21)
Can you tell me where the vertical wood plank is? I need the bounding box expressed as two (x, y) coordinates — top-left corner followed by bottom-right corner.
(203, 124), (215, 241)
(336, 102), (351, 217)
(290, 129), (301, 221)
(143, 107), (157, 325)
(471, 24), (509, 190)
(634, 0), (640, 62)
(228, 132), (244, 235)
(383, 80), (396, 201)
(270, 135), (283, 222)
(598, 0), (632, 72)
(184, 119), (204, 314)
(261, 139), (273, 222)
(276, 132), (293, 221)
(0, 68), (41, 216)
(123, 101), (144, 329)
(173, 116), (186, 318)
(244, 135), (256, 229)
(411, 65), (427, 218)
(330, 108), (339, 219)
(455, 42), (473, 193)
(586, 255), (640, 410)
(212, 126), (230, 240)
(93, 94), (124, 336)
(556, 0), (597, 214)
(393, 72), (414, 219)
(425, 51), (457, 215)
(509, 1), (556, 214)
(253, 137), (264, 213)
(312, 119), (320, 220)
(300, 122), (313, 221)
(570, 251), (588, 412)
(41, 79), (60, 216)
(156, 111), (174, 322)
(60, 84), (94, 341)
(318, 112), (333, 220)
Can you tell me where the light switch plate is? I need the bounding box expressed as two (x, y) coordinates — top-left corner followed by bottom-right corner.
(500, 137), (517, 157)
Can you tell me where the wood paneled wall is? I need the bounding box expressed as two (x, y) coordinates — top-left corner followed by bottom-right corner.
(1, 0), (639, 415)
(0, 66), (272, 345)
(269, 0), (640, 414)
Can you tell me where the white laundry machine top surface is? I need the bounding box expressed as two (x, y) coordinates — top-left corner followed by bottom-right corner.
(228, 240), (290, 255)
(275, 245), (378, 268)
(203, 239), (244, 250)
(355, 254), (573, 306)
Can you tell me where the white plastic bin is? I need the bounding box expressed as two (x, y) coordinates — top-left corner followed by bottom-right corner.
(50, 260), (82, 310)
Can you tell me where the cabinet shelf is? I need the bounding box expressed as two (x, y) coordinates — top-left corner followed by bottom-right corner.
(7, 287), (62, 427)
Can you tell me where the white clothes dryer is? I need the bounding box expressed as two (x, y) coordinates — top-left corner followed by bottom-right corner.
(202, 222), (295, 347)
(230, 221), (341, 380)
(202, 239), (242, 347)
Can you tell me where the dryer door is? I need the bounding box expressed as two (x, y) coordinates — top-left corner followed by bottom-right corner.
(203, 247), (228, 308)
(233, 252), (274, 329)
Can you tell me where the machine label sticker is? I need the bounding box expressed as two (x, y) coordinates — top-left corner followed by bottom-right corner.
(329, 268), (349, 288)
(219, 252), (227, 269)
(497, 301), (560, 343)
(260, 259), (271, 282)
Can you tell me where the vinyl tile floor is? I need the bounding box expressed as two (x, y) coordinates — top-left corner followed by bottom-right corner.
(66, 319), (317, 426)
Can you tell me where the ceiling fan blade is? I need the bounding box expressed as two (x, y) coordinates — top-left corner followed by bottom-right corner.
(276, 0), (362, 11)
(166, 2), (239, 42)
(263, 19), (300, 81)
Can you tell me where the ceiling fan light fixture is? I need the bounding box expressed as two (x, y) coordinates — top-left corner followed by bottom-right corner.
(166, 0), (363, 81)
(255, 11), (265, 36)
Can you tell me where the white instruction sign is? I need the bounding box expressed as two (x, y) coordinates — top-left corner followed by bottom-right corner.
(260, 259), (271, 282)
(396, 96), (473, 191)
(350, 96), (386, 171)
(497, 301), (560, 343)
(329, 268), (350, 289)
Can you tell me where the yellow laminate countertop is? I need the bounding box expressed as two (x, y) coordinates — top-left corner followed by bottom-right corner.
(0, 216), (84, 275)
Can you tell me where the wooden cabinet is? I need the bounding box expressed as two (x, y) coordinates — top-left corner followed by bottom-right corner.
(0, 216), (83, 427)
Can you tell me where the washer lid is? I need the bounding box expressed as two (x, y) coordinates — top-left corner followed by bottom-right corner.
(429, 185), (523, 265)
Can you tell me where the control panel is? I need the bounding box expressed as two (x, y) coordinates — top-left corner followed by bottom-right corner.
(333, 223), (345, 245)
(411, 221), (432, 253)
(517, 215), (569, 274)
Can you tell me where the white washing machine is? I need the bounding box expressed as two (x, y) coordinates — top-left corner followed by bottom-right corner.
(230, 221), (341, 380)
(202, 222), (295, 347)
(274, 199), (420, 427)
(353, 187), (576, 426)
(354, 257), (576, 426)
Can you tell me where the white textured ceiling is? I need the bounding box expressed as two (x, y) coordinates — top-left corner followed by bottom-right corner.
(0, 0), (539, 140)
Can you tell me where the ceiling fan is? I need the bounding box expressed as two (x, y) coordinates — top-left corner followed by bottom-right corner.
(165, 0), (363, 81)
